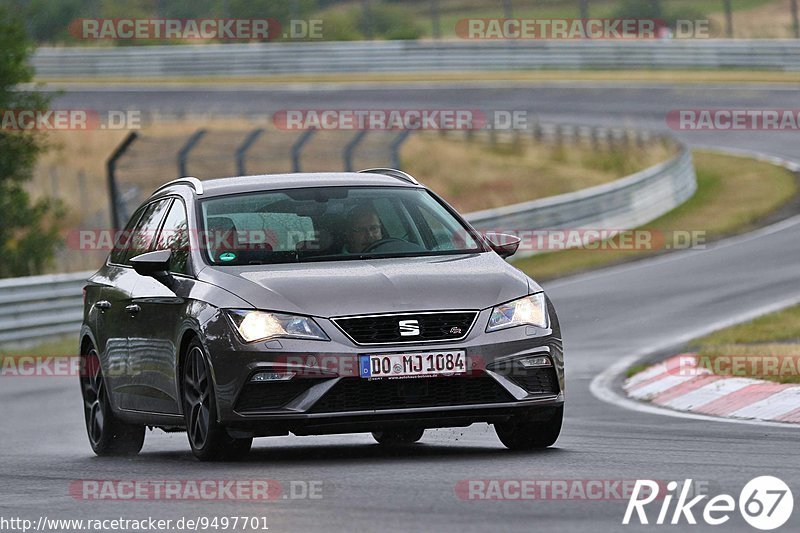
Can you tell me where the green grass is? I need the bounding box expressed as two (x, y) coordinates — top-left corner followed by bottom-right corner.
(626, 363), (651, 378)
(697, 306), (800, 345)
(690, 305), (800, 384)
(513, 150), (797, 280)
(0, 336), (78, 358)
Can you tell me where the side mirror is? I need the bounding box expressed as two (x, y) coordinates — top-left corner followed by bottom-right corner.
(130, 249), (172, 277)
(484, 232), (521, 259)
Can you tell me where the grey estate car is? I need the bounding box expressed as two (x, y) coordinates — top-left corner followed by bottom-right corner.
(79, 169), (564, 461)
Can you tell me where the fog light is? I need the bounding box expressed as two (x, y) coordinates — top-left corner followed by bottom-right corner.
(251, 371), (295, 382)
(518, 356), (551, 368)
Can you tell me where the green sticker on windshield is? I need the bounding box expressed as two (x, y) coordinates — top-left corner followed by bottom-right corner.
(219, 252), (236, 262)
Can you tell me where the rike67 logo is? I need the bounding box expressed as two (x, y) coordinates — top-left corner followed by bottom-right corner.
(624, 476), (793, 530)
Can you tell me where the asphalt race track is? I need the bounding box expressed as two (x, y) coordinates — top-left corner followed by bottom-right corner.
(1, 83), (799, 532)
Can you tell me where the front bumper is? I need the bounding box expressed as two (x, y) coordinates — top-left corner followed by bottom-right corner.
(200, 307), (564, 437)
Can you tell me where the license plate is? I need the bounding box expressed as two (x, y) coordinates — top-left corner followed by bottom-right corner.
(359, 351), (466, 379)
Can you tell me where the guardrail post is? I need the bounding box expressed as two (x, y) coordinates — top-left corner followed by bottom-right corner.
(177, 129), (207, 177)
(235, 128), (264, 176)
(390, 130), (413, 169)
(106, 131), (138, 230)
(292, 128), (317, 172)
(343, 130), (368, 171)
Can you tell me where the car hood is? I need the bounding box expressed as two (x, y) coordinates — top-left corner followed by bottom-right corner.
(197, 253), (536, 317)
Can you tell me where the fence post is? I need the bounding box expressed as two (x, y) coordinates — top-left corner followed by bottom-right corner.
(236, 128), (264, 176)
(532, 121), (542, 143)
(77, 170), (88, 204)
(343, 130), (368, 171)
(49, 166), (59, 197)
(292, 128), (317, 172)
(106, 131), (138, 230)
(431, 0), (441, 39)
(177, 129), (207, 177)
(390, 130), (413, 169)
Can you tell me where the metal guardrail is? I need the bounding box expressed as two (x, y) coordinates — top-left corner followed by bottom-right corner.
(0, 141), (696, 346)
(467, 145), (697, 258)
(32, 40), (800, 77)
(0, 270), (92, 344)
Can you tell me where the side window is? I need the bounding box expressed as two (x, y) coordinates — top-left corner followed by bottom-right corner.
(121, 199), (172, 265)
(155, 199), (190, 275)
(109, 207), (145, 265)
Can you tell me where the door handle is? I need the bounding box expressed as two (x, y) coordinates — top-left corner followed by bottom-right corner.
(125, 304), (141, 314)
(96, 300), (111, 310)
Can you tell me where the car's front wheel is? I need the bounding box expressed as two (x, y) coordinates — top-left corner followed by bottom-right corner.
(494, 406), (563, 450)
(372, 428), (425, 445)
(182, 339), (252, 461)
(80, 347), (145, 456)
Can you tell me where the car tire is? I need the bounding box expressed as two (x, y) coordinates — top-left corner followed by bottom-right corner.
(182, 339), (252, 462)
(80, 347), (145, 456)
(494, 406), (563, 450)
(372, 428), (425, 445)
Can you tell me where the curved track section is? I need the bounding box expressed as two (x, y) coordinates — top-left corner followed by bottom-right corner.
(1, 83), (798, 532)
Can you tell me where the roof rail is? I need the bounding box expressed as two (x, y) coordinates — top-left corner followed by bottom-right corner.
(357, 168), (420, 186)
(152, 176), (204, 196)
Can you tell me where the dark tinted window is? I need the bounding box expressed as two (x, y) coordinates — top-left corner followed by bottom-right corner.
(155, 198), (190, 274)
(109, 206), (145, 265)
(200, 187), (482, 265)
(120, 199), (171, 265)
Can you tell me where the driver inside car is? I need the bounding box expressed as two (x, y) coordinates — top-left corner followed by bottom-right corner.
(343, 204), (384, 253)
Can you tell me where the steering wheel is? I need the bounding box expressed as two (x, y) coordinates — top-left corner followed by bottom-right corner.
(361, 237), (409, 253)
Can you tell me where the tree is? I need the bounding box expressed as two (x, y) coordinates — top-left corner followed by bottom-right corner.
(0, 6), (63, 278)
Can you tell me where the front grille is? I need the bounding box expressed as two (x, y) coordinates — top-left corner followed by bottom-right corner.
(235, 379), (324, 412)
(310, 376), (514, 413)
(332, 311), (478, 345)
(508, 368), (560, 395)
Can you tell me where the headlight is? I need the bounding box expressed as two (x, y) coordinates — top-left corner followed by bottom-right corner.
(226, 310), (329, 343)
(486, 293), (549, 332)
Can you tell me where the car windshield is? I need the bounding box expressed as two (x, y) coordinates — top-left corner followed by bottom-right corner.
(200, 186), (484, 265)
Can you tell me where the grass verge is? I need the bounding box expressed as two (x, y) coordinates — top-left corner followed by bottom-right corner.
(689, 305), (800, 384)
(513, 150), (798, 280)
(0, 335), (78, 358)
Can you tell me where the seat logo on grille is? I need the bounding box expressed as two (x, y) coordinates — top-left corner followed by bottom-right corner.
(398, 319), (420, 336)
